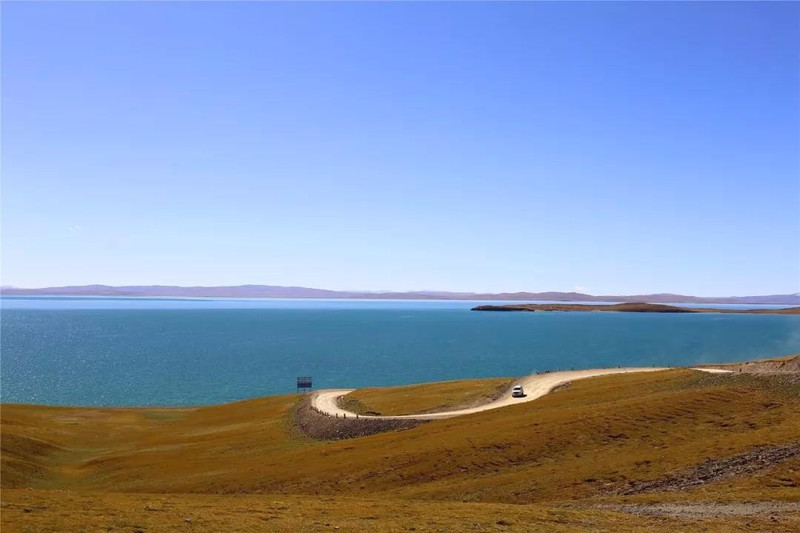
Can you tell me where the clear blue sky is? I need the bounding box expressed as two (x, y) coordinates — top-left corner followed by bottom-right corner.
(2, 2), (799, 295)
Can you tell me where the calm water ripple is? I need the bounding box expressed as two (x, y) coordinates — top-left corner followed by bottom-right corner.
(2, 297), (798, 406)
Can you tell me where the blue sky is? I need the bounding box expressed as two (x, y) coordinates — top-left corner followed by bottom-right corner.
(2, 2), (799, 295)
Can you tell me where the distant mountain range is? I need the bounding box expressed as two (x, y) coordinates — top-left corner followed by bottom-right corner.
(2, 284), (799, 304)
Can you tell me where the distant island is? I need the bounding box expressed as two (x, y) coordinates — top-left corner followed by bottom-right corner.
(472, 302), (800, 314)
(1, 284), (799, 305)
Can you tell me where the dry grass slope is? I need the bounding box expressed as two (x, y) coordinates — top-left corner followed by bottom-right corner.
(7, 489), (798, 533)
(3, 366), (800, 531)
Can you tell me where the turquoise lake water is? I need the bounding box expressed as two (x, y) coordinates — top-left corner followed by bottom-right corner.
(1, 296), (798, 407)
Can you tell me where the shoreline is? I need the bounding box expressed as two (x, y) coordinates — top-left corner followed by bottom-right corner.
(3, 355), (796, 411)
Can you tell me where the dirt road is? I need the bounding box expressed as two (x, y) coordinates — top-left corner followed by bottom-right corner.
(311, 367), (678, 421)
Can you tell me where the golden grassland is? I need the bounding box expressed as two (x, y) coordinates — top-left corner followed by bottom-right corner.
(6, 489), (795, 533)
(340, 377), (511, 415)
(2, 368), (800, 532)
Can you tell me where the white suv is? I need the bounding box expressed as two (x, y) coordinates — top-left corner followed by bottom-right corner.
(511, 385), (525, 398)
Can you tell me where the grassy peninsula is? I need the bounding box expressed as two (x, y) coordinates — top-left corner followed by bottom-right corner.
(339, 378), (512, 416)
(472, 302), (800, 314)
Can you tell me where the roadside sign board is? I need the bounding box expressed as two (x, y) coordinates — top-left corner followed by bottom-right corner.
(297, 376), (312, 391)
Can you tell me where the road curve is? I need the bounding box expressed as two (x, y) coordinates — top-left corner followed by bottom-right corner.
(692, 368), (735, 374)
(311, 367), (676, 421)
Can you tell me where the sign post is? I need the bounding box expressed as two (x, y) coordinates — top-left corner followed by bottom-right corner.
(297, 376), (312, 394)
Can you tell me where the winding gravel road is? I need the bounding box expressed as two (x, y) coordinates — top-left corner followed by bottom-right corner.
(310, 366), (714, 421)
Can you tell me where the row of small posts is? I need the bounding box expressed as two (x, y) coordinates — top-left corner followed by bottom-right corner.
(309, 404), (359, 419)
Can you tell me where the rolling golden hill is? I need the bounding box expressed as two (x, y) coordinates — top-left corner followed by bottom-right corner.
(2, 362), (799, 532)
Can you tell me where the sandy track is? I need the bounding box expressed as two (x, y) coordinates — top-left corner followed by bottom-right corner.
(311, 367), (675, 421)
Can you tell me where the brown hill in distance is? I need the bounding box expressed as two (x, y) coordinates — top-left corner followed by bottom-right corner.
(472, 302), (800, 315)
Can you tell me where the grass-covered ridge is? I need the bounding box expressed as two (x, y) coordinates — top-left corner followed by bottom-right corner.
(2, 366), (799, 531)
(339, 377), (512, 415)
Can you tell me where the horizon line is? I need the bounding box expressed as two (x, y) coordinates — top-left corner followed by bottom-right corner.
(2, 283), (798, 300)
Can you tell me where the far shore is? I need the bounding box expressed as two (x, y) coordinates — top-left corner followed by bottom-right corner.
(472, 302), (800, 315)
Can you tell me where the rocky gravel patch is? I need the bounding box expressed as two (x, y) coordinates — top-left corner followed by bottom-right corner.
(699, 355), (800, 375)
(294, 397), (425, 440)
(598, 501), (800, 518)
(616, 441), (800, 495)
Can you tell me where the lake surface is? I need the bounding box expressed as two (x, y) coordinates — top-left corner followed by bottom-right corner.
(2, 296), (798, 407)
